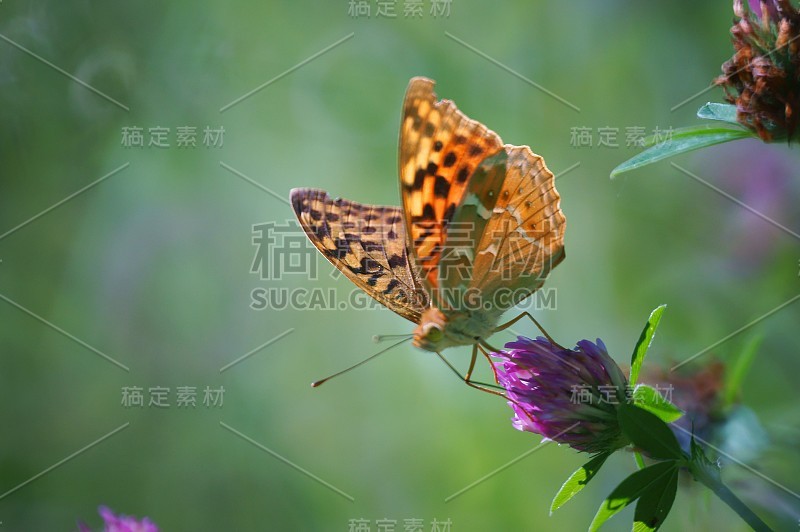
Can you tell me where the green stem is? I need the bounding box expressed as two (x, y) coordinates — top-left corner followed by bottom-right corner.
(694, 465), (772, 531)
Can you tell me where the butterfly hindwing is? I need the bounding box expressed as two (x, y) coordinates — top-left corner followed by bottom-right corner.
(290, 188), (429, 323)
(399, 77), (504, 289)
(443, 145), (566, 309)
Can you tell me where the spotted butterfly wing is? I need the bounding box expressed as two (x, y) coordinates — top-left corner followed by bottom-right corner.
(448, 145), (566, 305)
(290, 188), (429, 323)
(399, 77), (504, 290)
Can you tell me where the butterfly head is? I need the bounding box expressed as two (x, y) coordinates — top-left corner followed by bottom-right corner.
(413, 308), (450, 352)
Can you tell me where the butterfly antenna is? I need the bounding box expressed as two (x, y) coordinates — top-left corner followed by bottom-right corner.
(372, 333), (414, 343)
(311, 337), (411, 388)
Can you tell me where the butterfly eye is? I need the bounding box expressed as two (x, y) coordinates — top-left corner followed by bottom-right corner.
(423, 323), (443, 343)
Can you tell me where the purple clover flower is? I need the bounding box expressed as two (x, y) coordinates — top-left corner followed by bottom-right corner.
(492, 336), (629, 453)
(78, 506), (158, 532)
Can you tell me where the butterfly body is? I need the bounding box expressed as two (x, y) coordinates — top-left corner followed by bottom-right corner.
(291, 77), (566, 356)
(413, 306), (501, 352)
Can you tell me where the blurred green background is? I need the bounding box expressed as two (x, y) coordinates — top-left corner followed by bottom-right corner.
(1, 1), (799, 530)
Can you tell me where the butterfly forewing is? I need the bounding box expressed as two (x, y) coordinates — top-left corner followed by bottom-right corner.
(399, 77), (504, 289)
(437, 149), (509, 295)
(290, 188), (429, 322)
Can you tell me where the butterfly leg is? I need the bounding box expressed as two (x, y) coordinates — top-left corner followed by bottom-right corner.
(436, 340), (535, 428)
(493, 312), (565, 350)
(464, 342), (478, 383)
(477, 342), (501, 383)
(464, 343), (501, 392)
(434, 348), (504, 395)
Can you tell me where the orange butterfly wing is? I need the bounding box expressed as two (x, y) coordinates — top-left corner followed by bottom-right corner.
(461, 146), (565, 303)
(398, 77), (504, 289)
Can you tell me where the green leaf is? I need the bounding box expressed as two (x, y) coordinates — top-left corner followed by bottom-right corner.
(629, 305), (667, 386)
(696, 103), (741, 127)
(550, 452), (610, 514)
(589, 461), (679, 531)
(723, 334), (763, 408)
(610, 126), (755, 178)
(690, 435), (713, 467)
(689, 435), (720, 485)
(632, 384), (683, 423)
(618, 402), (684, 460)
(633, 465), (679, 531)
(634, 452), (646, 470)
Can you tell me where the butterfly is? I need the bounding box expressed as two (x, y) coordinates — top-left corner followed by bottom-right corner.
(291, 77), (566, 386)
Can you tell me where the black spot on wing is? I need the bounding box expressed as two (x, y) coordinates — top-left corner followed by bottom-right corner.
(413, 168), (426, 189)
(312, 221), (330, 239)
(366, 272), (383, 287)
(328, 238), (350, 260)
(434, 175), (451, 198)
(351, 256), (382, 275)
(383, 279), (400, 295)
(362, 241), (384, 253)
(387, 254), (407, 268)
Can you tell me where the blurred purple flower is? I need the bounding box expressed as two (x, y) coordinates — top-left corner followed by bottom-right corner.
(78, 506), (158, 532)
(711, 142), (796, 273)
(492, 336), (629, 453)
